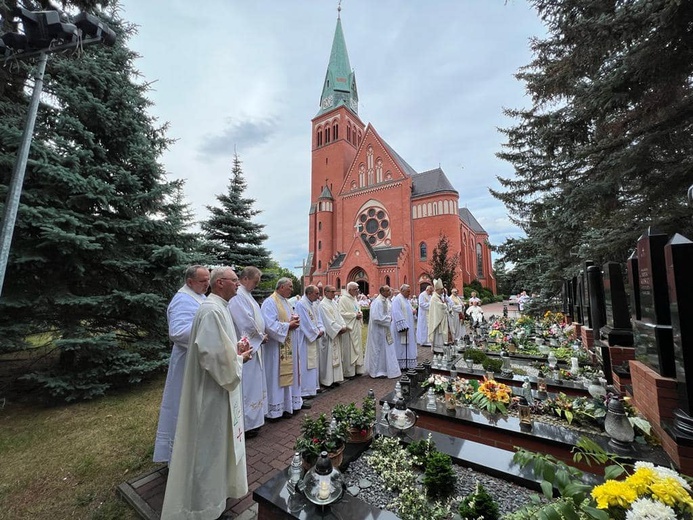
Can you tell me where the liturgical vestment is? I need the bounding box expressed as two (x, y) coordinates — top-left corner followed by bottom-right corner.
(295, 295), (323, 397)
(428, 292), (450, 347)
(228, 285), (268, 431)
(153, 285), (205, 463)
(161, 293), (247, 520)
(338, 292), (365, 377)
(416, 291), (431, 346)
(317, 298), (345, 386)
(391, 292), (417, 369)
(364, 295), (401, 379)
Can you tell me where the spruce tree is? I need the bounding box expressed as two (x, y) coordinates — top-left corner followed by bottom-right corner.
(0, 7), (201, 400)
(427, 233), (459, 291)
(493, 0), (693, 291)
(201, 152), (271, 269)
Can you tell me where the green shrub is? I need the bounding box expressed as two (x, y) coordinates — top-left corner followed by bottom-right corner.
(482, 357), (503, 374)
(406, 434), (436, 467)
(423, 451), (456, 499)
(465, 348), (488, 364)
(458, 482), (500, 520)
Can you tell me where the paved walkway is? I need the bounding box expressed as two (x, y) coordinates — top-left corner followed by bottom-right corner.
(118, 300), (509, 519)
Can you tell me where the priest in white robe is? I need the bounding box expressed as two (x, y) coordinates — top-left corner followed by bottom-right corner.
(260, 277), (305, 419)
(365, 286), (401, 379)
(428, 279), (450, 348)
(295, 285), (324, 398)
(448, 288), (465, 342)
(161, 267), (252, 520)
(317, 285), (346, 387)
(228, 266), (268, 436)
(391, 284), (417, 370)
(338, 282), (365, 378)
(416, 285), (433, 346)
(153, 265), (209, 463)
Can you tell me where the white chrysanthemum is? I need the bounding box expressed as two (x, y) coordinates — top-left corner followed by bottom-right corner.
(626, 497), (677, 520)
(635, 461), (692, 491)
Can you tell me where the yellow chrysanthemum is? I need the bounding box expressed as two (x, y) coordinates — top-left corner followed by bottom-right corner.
(591, 480), (638, 509)
(626, 466), (657, 495)
(650, 477), (693, 512)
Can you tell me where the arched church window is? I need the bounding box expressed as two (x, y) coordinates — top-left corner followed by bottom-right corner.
(317, 128), (322, 147)
(427, 202), (432, 215)
(318, 221), (322, 231)
(359, 164), (365, 187)
(333, 123), (339, 140)
(420, 242), (427, 260)
(476, 243), (483, 278)
(319, 260), (322, 269)
(376, 159), (383, 183)
(318, 241), (322, 250)
(357, 132), (362, 145)
(324, 127), (330, 143)
(438, 201), (443, 214)
(385, 275), (391, 286)
(367, 147), (374, 186)
(433, 203), (438, 216)
(347, 125), (351, 142)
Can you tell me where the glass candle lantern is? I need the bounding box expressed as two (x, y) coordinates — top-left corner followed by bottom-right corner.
(388, 397), (416, 432)
(423, 360), (432, 378)
(426, 387), (437, 410)
(588, 378), (607, 399)
(536, 371), (548, 399)
(302, 451), (344, 506)
(517, 396), (532, 430)
(465, 357), (474, 373)
(547, 352), (557, 370)
(399, 374), (411, 401)
(444, 388), (456, 411)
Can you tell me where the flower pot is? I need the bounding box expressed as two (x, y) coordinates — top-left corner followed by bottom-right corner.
(302, 445), (345, 472)
(347, 426), (373, 444)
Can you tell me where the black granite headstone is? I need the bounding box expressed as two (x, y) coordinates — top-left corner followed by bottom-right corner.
(632, 227), (675, 377)
(583, 261), (595, 328)
(627, 251), (641, 321)
(665, 234), (693, 432)
(571, 276), (581, 324)
(588, 265), (611, 383)
(575, 271), (585, 325)
(600, 262), (633, 346)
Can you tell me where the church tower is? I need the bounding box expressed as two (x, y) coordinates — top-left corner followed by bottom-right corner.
(308, 10), (365, 283)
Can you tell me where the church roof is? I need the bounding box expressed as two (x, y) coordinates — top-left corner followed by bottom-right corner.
(329, 253), (346, 269)
(411, 168), (459, 198)
(316, 15), (359, 117)
(373, 247), (403, 265)
(318, 185), (334, 200)
(459, 207), (487, 234)
(379, 136), (418, 178)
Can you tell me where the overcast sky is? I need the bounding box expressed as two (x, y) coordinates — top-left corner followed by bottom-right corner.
(117, 0), (546, 273)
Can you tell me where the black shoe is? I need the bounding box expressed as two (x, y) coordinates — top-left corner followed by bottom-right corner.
(267, 416), (282, 423)
(303, 395), (315, 400)
(282, 411), (294, 419)
(301, 402), (312, 410)
(244, 429), (259, 439)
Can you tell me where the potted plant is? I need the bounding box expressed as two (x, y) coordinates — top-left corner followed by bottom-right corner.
(332, 396), (376, 443)
(294, 413), (349, 470)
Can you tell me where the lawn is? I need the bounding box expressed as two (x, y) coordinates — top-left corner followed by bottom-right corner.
(0, 375), (165, 520)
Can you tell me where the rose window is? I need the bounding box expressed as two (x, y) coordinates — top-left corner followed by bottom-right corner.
(357, 207), (391, 247)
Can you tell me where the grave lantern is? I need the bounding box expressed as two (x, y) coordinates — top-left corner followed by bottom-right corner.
(536, 371), (548, 400)
(604, 398), (635, 453)
(399, 374), (411, 401)
(302, 451), (344, 506)
(518, 396), (532, 431)
(588, 377), (607, 399)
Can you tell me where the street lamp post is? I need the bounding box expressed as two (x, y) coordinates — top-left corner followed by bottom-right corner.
(0, 9), (115, 297)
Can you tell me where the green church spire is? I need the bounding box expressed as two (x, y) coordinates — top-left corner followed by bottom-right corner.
(317, 9), (358, 116)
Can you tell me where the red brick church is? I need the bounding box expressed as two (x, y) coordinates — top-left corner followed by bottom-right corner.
(306, 12), (496, 296)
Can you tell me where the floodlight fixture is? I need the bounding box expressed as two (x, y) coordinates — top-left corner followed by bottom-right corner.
(15, 8), (79, 49)
(1, 31), (28, 51)
(73, 12), (116, 46)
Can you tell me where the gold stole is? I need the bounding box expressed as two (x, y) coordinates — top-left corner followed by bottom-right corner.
(304, 302), (318, 370)
(271, 292), (294, 387)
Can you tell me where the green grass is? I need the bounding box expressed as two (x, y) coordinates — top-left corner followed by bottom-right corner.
(0, 375), (165, 520)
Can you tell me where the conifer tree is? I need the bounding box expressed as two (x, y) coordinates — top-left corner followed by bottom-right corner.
(0, 7), (201, 400)
(201, 152), (271, 269)
(427, 233), (459, 291)
(493, 0), (693, 291)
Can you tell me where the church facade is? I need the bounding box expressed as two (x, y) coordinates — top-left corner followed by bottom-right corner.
(306, 14), (496, 296)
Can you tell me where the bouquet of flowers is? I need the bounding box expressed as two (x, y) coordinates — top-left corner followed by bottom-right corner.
(591, 461), (693, 519)
(470, 377), (513, 414)
(422, 374), (450, 394)
(450, 376), (479, 403)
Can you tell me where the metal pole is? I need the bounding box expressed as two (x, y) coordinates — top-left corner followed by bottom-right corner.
(0, 51), (48, 296)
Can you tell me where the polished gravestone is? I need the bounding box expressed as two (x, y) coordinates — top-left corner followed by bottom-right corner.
(664, 234), (693, 440)
(632, 227), (675, 377)
(588, 265), (612, 383)
(600, 261), (633, 346)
